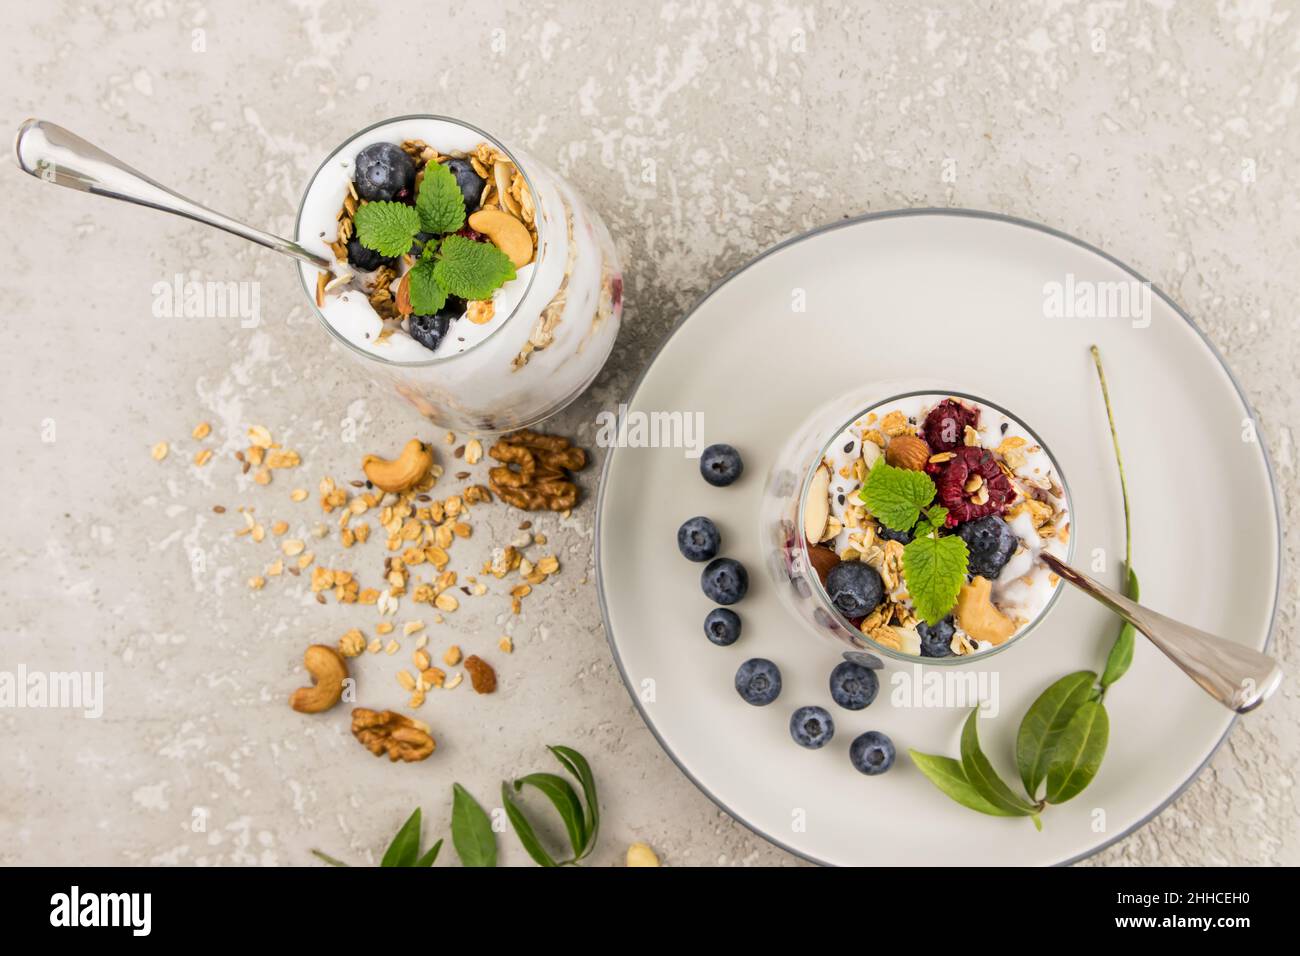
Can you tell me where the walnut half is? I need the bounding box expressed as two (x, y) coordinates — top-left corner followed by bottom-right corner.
(351, 708), (435, 763)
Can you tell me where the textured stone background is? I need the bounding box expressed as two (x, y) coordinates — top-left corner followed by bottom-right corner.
(1, 0), (1296, 866)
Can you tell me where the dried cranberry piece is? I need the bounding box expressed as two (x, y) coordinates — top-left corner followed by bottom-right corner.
(935, 447), (1016, 522)
(923, 399), (980, 452)
(455, 226), (487, 242)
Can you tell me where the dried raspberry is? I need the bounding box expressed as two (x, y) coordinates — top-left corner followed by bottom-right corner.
(936, 447), (1016, 522)
(455, 226), (487, 243)
(923, 399), (980, 452)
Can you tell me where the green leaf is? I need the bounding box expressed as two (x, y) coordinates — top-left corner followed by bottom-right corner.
(415, 161), (468, 235)
(380, 808), (423, 867)
(1016, 670), (1097, 798)
(513, 773), (586, 859)
(959, 708), (1039, 815)
(902, 532), (969, 624)
(354, 201), (421, 257)
(501, 782), (558, 867)
(858, 457), (938, 532)
(1045, 701), (1109, 804)
(908, 751), (1027, 817)
(407, 259), (447, 315)
(450, 783), (497, 867)
(549, 745), (599, 856)
(1100, 567), (1139, 689)
(414, 839), (443, 867)
(433, 234), (517, 300)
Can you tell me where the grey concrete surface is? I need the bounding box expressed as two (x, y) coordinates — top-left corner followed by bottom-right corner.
(1, 0), (1296, 866)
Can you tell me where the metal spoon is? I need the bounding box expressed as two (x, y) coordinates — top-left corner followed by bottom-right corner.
(1039, 552), (1281, 713)
(13, 118), (332, 271)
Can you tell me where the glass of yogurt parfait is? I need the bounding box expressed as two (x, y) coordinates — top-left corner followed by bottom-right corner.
(295, 115), (622, 434)
(761, 388), (1074, 664)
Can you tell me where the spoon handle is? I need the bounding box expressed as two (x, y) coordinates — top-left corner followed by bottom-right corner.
(14, 118), (331, 271)
(1039, 553), (1281, 713)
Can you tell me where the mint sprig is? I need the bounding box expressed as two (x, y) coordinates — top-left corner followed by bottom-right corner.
(859, 460), (967, 622)
(352, 167), (517, 312)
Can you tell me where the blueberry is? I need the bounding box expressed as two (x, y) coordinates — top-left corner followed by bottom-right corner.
(918, 617), (955, 658)
(956, 515), (1018, 579)
(408, 312), (451, 352)
(849, 731), (896, 775)
(823, 561), (884, 618)
(704, 608), (741, 646)
(842, 650), (884, 670)
(828, 660), (879, 710)
(701, 557), (748, 605)
(353, 142), (415, 202)
(677, 516), (721, 562)
(875, 524), (913, 545)
(346, 237), (396, 272)
(735, 658), (781, 706)
(699, 444), (743, 487)
(441, 158), (486, 214)
(789, 706), (835, 749)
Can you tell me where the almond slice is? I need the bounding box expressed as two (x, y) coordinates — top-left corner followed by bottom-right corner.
(804, 465), (831, 544)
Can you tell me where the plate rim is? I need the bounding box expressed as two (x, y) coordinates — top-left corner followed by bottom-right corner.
(594, 206), (1283, 867)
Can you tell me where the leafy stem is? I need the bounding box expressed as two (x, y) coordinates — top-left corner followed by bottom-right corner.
(910, 346), (1136, 826)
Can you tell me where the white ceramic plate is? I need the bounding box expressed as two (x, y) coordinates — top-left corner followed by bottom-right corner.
(595, 210), (1281, 866)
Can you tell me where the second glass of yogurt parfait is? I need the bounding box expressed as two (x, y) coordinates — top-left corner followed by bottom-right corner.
(762, 388), (1074, 665)
(295, 115), (623, 435)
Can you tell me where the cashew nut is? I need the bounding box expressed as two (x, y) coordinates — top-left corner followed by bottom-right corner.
(954, 576), (1017, 645)
(361, 439), (433, 493)
(467, 207), (533, 268)
(626, 842), (661, 867)
(289, 644), (349, 714)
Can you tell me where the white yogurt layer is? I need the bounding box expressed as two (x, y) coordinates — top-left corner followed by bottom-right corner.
(813, 393), (1071, 657)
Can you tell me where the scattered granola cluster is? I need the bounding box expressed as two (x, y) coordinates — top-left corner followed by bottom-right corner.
(151, 421), (588, 762)
(805, 395), (1071, 658)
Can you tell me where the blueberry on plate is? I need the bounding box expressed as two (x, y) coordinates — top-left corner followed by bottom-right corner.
(346, 237), (396, 272)
(823, 561), (884, 618)
(704, 608), (741, 646)
(849, 731), (896, 776)
(677, 516), (720, 562)
(441, 158), (487, 214)
(918, 617), (955, 657)
(699, 444), (743, 487)
(828, 660), (879, 710)
(956, 515), (1018, 579)
(735, 658), (781, 706)
(701, 557), (748, 605)
(408, 313), (451, 352)
(353, 142), (415, 202)
(842, 650), (884, 670)
(789, 705), (835, 749)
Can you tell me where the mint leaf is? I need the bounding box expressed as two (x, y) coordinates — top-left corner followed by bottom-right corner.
(407, 260), (447, 315)
(354, 201), (420, 257)
(434, 234), (517, 301)
(858, 458), (937, 532)
(415, 162), (467, 235)
(902, 531), (968, 624)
